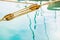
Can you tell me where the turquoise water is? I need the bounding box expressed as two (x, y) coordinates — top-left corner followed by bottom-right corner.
(0, 1), (60, 40)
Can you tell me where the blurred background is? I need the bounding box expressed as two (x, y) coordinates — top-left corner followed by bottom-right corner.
(0, 0), (60, 40)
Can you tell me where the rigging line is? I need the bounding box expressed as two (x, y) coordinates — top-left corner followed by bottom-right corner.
(0, 0), (59, 5)
(41, 0), (60, 6)
(34, 11), (37, 30)
(34, 1), (39, 30)
(40, 1), (43, 16)
(44, 17), (49, 40)
(27, 14), (35, 40)
(25, 4), (35, 40)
